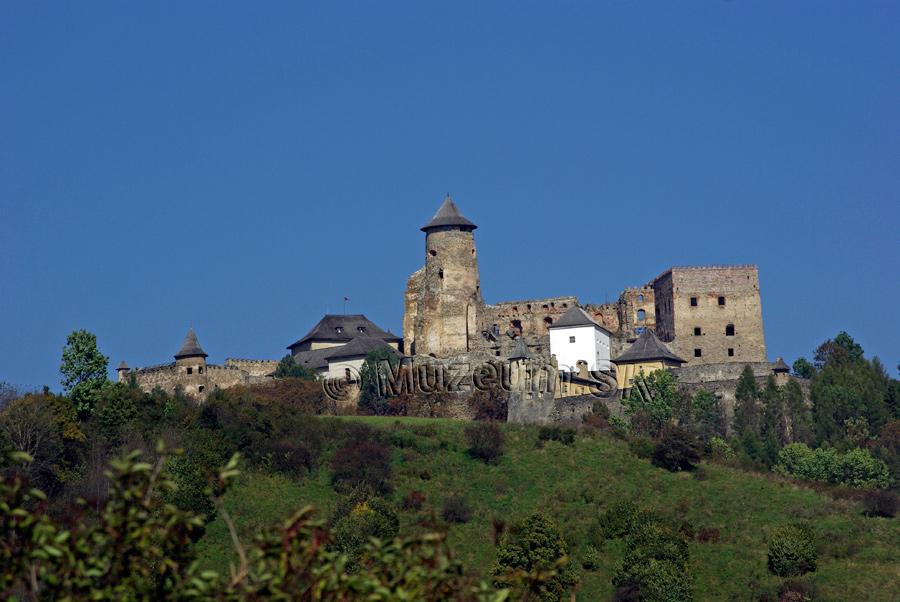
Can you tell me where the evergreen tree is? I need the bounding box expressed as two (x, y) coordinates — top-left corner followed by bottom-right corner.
(60, 329), (108, 415)
(733, 365), (759, 437)
(783, 379), (813, 444)
(690, 388), (725, 441)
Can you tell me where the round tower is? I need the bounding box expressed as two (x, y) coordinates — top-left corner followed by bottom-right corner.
(416, 195), (483, 356)
(174, 328), (209, 397)
(116, 360), (129, 383)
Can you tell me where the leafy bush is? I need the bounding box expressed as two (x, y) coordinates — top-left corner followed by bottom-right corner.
(707, 436), (735, 463)
(254, 437), (317, 477)
(273, 354), (319, 380)
(538, 426), (576, 446)
(466, 422), (505, 463)
(492, 513), (579, 602)
(652, 426), (702, 472)
(330, 438), (393, 494)
(441, 495), (472, 524)
(767, 524), (817, 577)
(862, 489), (898, 518)
(164, 454), (216, 520)
(612, 522), (692, 602)
(593, 500), (646, 542)
(582, 546), (602, 571)
(627, 436), (655, 459)
(776, 443), (892, 489)
(332, 497), (400, 564)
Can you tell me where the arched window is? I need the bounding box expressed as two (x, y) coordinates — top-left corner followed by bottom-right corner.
(429, 249), (437, 257)
(543, 317), (553, 329)
(637, 309), (646, 322)
(511, 320), (523, 336)
(438, 269), (444, 279)
(638, 294), (644, 302)
(725, 324), (735, 336)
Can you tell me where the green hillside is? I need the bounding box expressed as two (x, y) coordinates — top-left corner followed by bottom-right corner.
(194, 417), (899, 601)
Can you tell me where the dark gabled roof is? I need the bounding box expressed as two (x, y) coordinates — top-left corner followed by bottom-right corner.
(287, 314), (401, 350)
(772, 357), (790, 373)
(421, 195), (477, 232)
(291, 347), (335, 371)
(508, 338), (532, 360)
(614, 329), (686, 364)
(326, 337), (401, 360)
(117, 360), (129, 370)
(175, 328), (208, 359)
(549, 306), (609, 332)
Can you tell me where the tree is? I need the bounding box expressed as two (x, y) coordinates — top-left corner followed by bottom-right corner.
(783, 379), (813, 444)
(273, 354), (318, 380)
(358, 346), (400, 415)
(690, 388), (725, 441)
(652, 426), (702, 472)
(792, 357), (815, 379)
(733, 365), (759, 437)
(759, 376), (787, 466)
(625, 370), (682, 437)
(814, 331), (864, 370)
(60, 329), (108, 414)
(492, 513), (579, 602)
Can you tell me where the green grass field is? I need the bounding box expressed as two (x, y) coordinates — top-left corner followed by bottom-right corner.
(194, 417), (900, 600)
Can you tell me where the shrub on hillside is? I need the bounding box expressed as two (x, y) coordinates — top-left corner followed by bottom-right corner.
(492, 513), (580, 602)
(593, 500), (645, 542)
(465, 422), (504, 463)
(612, 522), (692, 602)
(862, 489), (898, 518)
(582, 546), (602, 571)
(331, 497), (400, 565)
(776, 443), (892, 489)
(538, 426), (576, 446)
(441, 495), (472, 524)
(163, 454), (215, 521)
(255, 437), (317, 477)
(627, 435), (655, 460)
(330, 439), (392, 494)
(767, 524), (817, 577)
(652, 426), (702, 472)
(707, 436), (735, 464)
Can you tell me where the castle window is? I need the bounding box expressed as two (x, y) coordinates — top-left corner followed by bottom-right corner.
(511, 319), (523, 336)
(569, 336), (576, 343)
(527, 304), (532, 310)
(198, 366), (204, 374)
(335, 327), (344, 334)
(562, 303), (568, 308)
(718, 296), (726, 306)
(345, 368), (352, 381)
(694, 348), (702, 357)
(198, 385), (205, 393)
(512, 306), (518, 312)
(725, 324), (735, 336)
(429, 249), (437, 257)
(638, 294), (644, 302)
(637, 309), (646, 322)
(551, 302), (555, 307)
(186, 367), (193, 375)
(357, 326), (366, 333)
(495, 350), (500, 356)
(728, 348), (735, 357)
(542, 304), (549, 310)
(544, 317), (553, 328)
(438, 269), (444, 279)
(694, 327), (701, 336)
(690, 297), (698, 307)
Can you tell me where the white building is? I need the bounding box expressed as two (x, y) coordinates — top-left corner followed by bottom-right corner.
(548, 306), (612, 372)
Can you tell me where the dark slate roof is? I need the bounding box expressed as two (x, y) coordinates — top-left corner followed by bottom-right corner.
(291, 347), (335, 371)
(614, 329), (686, 364)
(287, 314), (401, 351)
(549, 306), (609, 332)
(508, 338), (532, 360)
(174, 328), (208, 359)
(326, 336), (401, 360)
(772, 357), (790, 373)
(421, 195), (477, 232)
(117, 360), (129, 370)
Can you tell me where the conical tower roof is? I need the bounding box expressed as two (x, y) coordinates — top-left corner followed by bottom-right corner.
(174, 328), (208, 359)
(117, 360), (129, 370)
(509, 337), (532, 361)
(421, 195), (477, 232)
(614, 329), (685, 364)
(772, 357), (790, 373)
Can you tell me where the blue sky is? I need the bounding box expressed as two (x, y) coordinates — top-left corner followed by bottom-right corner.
(1, 1), (897, 390)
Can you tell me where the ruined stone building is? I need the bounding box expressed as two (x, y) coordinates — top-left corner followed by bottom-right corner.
(117, 329), (278, 400)
(403, 196), (768, 376)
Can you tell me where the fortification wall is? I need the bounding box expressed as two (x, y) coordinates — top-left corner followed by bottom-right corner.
(224, 358), (278, 377)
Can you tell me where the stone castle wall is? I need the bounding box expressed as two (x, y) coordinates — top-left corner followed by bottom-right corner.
(224, 358), (279, 377)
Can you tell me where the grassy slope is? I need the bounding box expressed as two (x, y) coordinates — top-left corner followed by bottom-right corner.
(195, 417), (900, 600)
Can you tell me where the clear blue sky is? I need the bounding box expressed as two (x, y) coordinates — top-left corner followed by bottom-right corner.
(1, 2), (897, 390)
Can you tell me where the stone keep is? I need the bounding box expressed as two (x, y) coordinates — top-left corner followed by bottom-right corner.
(406, 195), (483, 356)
